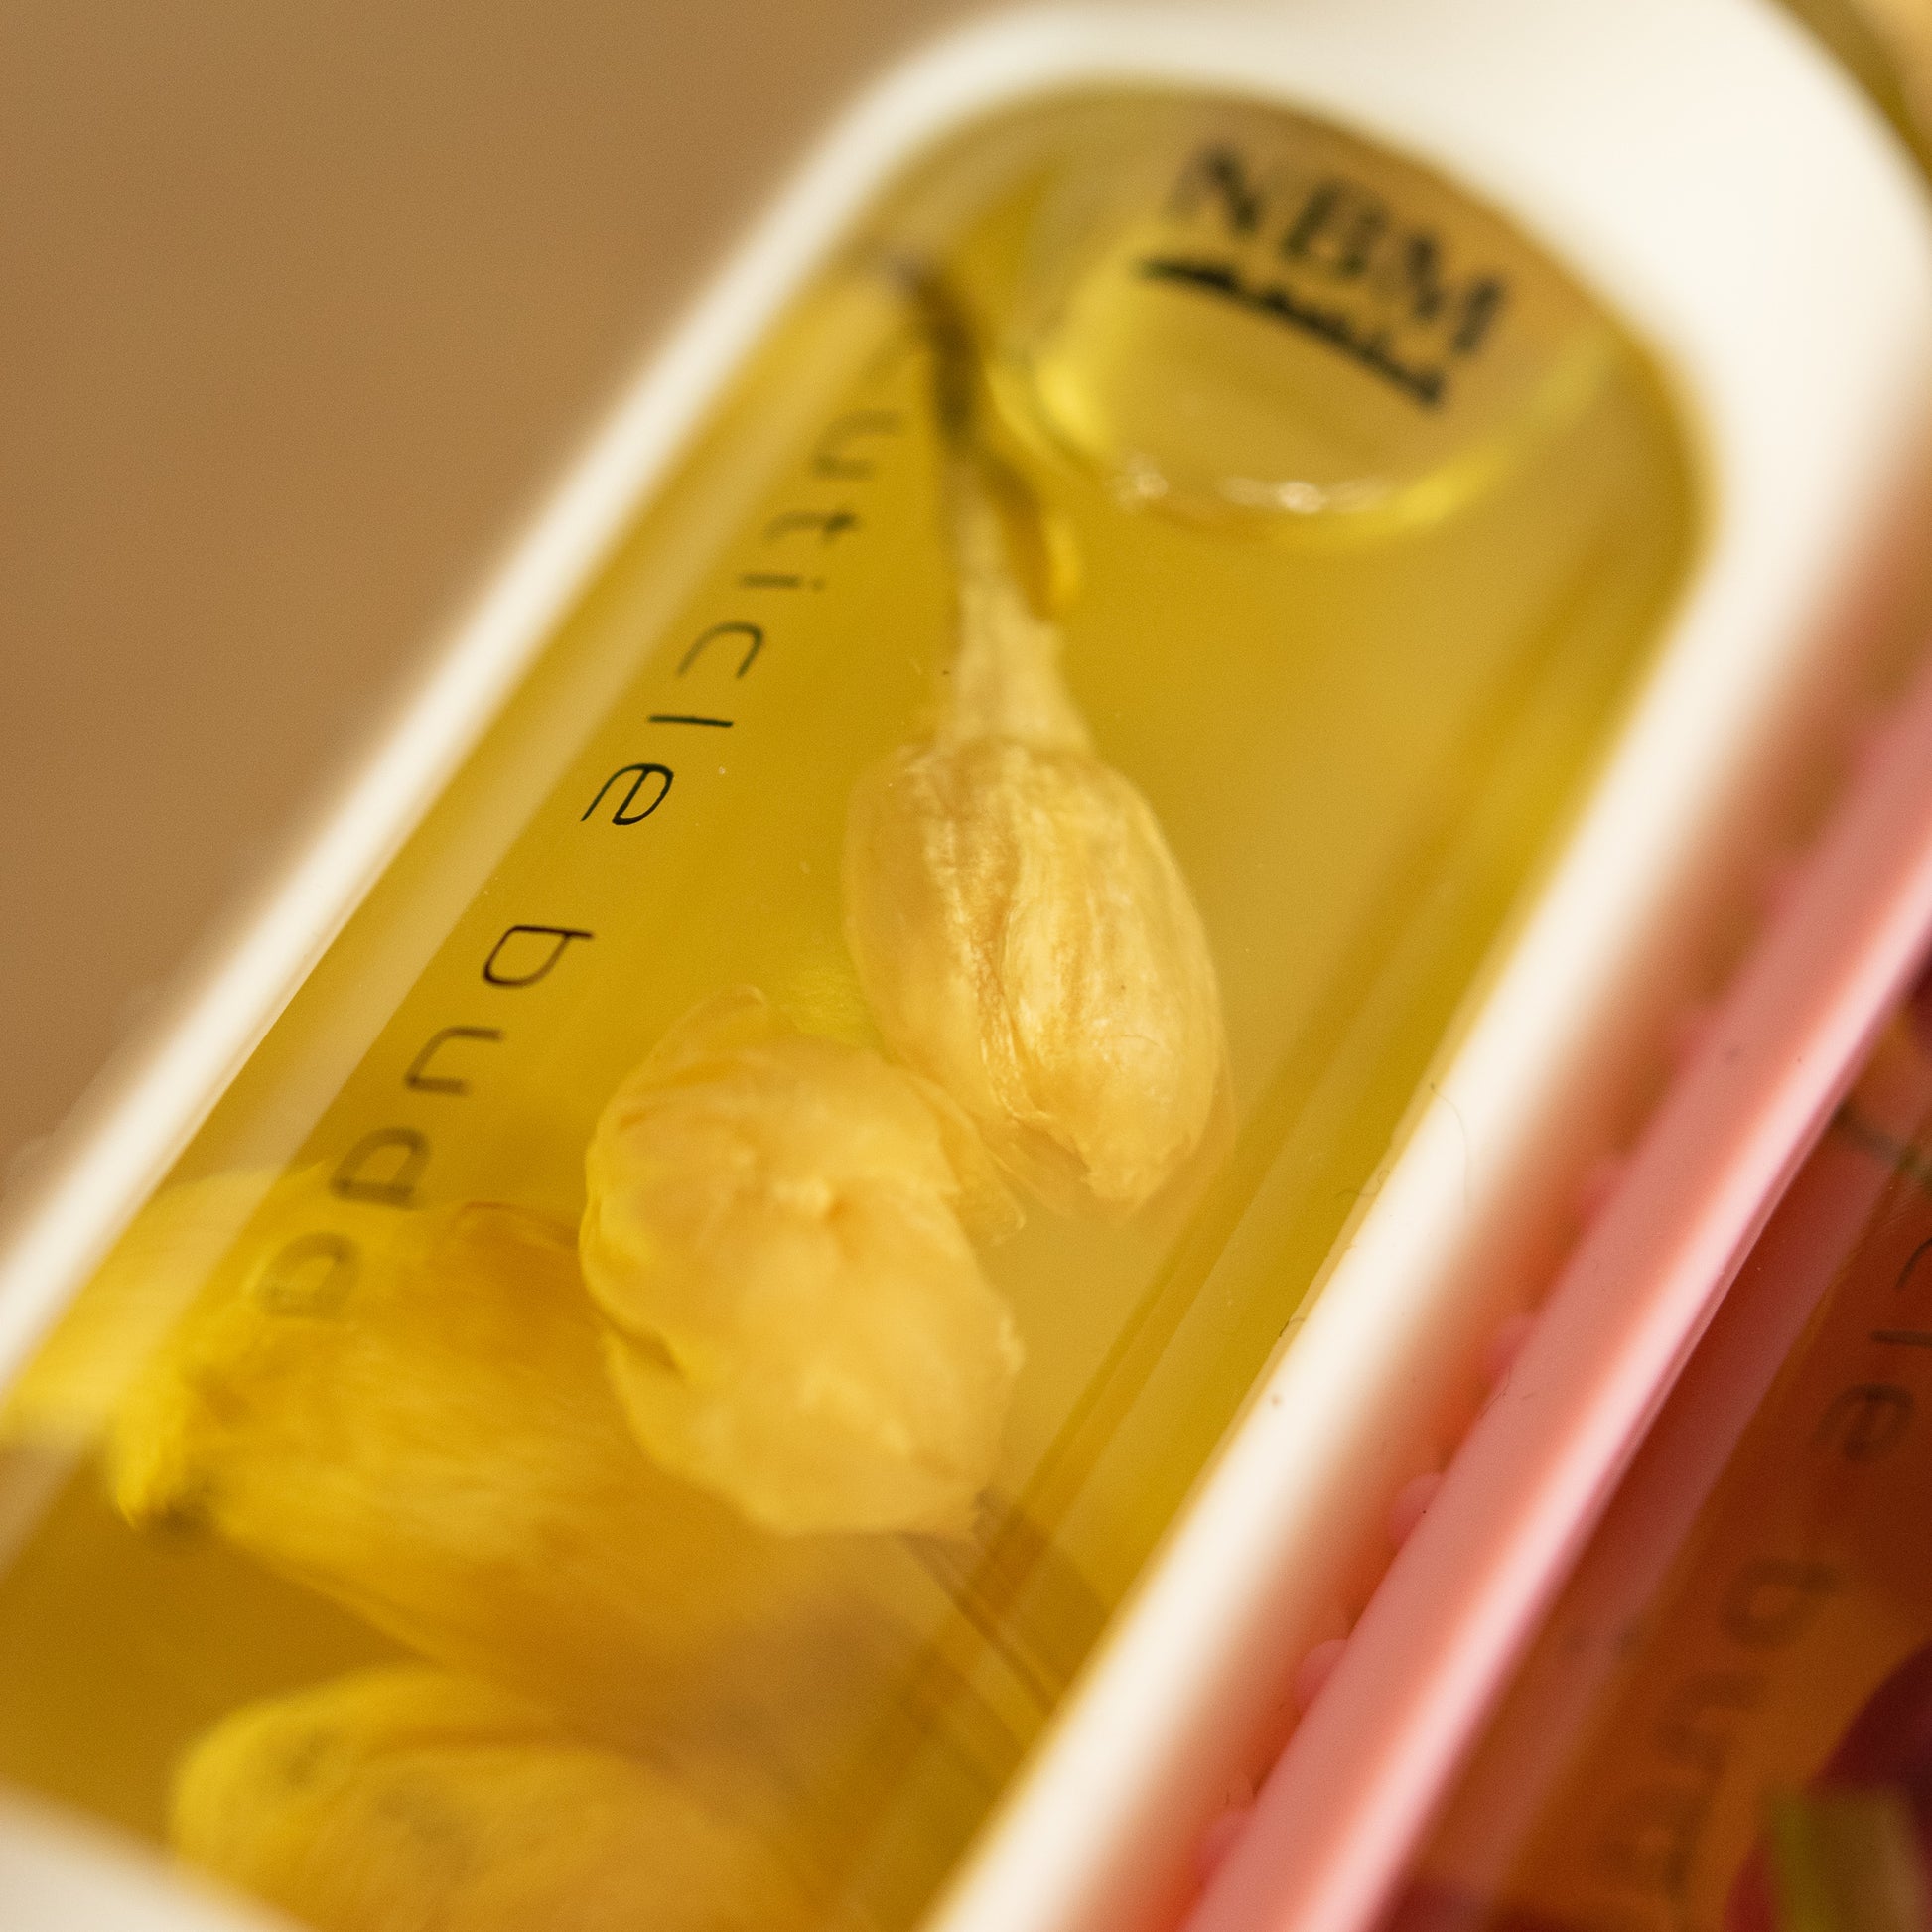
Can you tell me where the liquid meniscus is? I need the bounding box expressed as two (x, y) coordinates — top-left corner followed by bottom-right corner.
(0, 88), (1694, 1932)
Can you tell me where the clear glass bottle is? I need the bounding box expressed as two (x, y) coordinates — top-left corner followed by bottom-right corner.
(0, 80), (1695, 1932)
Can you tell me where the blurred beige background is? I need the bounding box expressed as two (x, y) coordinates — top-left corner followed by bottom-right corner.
(0, 0), (983, 1195)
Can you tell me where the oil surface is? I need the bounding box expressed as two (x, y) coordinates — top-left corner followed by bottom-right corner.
(0, 90), (1693, 1932)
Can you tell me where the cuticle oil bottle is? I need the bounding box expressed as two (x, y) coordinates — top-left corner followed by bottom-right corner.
(1, 8), (1928, 1932)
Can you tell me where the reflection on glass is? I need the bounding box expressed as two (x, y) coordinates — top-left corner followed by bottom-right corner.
(1390, 986), (1932, 1931)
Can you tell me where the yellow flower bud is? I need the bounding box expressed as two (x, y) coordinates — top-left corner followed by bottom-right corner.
(104, 1173), (939, 1787)
(581, 988), (1022, 1538)
(173, 1668), (813, 1932)
(2, 1168), (271, 1445)
(844, 464), (1227, 1219)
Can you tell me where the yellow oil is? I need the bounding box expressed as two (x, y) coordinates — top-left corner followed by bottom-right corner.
(0, 90), (1695, 1932)
(1774, 0), (1932, 172)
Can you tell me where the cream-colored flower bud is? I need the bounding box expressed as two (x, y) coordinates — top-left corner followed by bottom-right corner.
(844, 462), (1227, 1219)
(581, 988), (1022, 1539)
(173, 1668), (813, 1932)
(105, 1173), (937, 1788)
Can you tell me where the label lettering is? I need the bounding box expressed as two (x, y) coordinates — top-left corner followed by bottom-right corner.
(483, 925), (595, 988)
